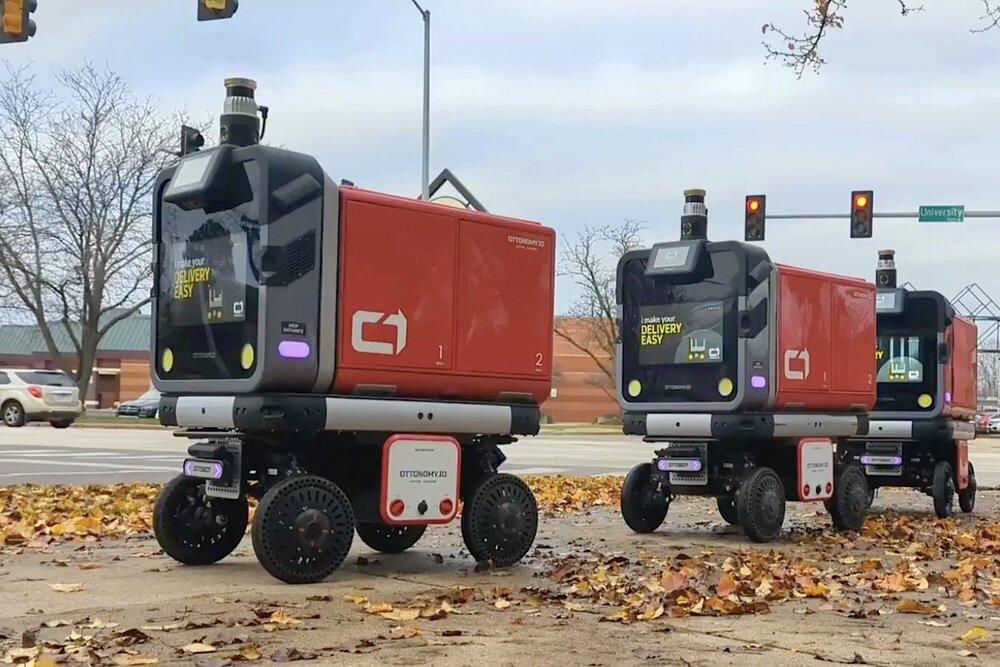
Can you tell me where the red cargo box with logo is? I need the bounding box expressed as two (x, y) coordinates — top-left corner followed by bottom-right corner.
(331, 187), (555, 405)
(773, 263), (877, 412)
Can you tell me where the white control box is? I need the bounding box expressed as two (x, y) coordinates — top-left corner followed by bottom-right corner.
(796, 437), (834, 501)
(380, 434), (461, 525)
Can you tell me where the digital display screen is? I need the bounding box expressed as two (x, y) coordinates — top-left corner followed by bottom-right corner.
(163, 225), (249, 327)
(637, 301), (725, 366)
(875, 291), (897, 311)
(652, 245), (691, 270)
(170, 153), (215, 191)
(876, 335), (924, 383)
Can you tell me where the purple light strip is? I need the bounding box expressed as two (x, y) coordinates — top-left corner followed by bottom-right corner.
(278, 340), (310, 358)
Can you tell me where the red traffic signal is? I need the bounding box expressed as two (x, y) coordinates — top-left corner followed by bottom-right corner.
(745, 195), (766, 241)
(850, 190), (873, 238)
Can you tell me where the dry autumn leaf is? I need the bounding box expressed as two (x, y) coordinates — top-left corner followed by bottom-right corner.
(960, 627), (990, 643)
(181, 643), (218, 654)
(49, 583), (83, 593)
(897, 599), (936, 615)
(112, 655), (160, 666)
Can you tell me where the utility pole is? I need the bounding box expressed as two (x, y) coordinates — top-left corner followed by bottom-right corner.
(411, 0), (431, 200)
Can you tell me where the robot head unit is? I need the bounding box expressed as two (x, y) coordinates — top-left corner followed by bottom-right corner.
(616, 189), (876, 414)
(152, 77), (337, 394)
(873, 250), (977, 419)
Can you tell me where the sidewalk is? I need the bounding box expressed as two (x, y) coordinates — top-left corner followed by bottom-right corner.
(3, 486), (1000, 666)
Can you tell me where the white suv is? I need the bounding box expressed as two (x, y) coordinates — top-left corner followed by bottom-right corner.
(0, 368), (82, 428)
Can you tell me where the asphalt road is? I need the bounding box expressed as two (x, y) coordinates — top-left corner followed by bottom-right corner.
(3, 426), (1000, 487)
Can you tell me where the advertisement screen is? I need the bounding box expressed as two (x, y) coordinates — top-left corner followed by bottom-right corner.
(876, 335), (924, 383)
(637, 301), (725, 366)
(164, 228), (249, 328)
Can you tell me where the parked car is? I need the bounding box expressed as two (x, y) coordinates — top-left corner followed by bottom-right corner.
(0, 368), (82, 428)
(988, 414), (1000, 434)
(116, 387), (160, 418)
(975, 412), (996, 434)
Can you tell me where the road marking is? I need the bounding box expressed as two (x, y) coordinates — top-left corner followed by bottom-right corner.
(0, 458), (179, 472)
(0, 470), (176, 479)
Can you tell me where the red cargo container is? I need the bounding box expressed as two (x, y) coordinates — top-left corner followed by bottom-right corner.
(332, 187), (556, 405)
(945, 314), (977, 419)
(773, 263), (877, 412)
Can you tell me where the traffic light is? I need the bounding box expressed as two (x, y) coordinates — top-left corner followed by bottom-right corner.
(0, 0), (37, 44)
(850, 190), (874, 238)
(198, 0), (238, 21)
(744, 195), (766, 241)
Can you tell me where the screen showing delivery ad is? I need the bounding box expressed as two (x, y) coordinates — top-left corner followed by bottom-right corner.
(637, 301), (725, 366)
(876, 335), (924, 383)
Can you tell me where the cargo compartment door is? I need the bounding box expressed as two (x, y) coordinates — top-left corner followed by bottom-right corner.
(338, 200), (457, 372)
(455, 221), (554, 378)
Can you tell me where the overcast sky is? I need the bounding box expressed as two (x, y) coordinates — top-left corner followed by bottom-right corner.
(5, 0), (1000, 315)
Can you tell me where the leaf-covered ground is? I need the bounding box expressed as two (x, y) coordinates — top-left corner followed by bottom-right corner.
(3, 480), (1000, 665)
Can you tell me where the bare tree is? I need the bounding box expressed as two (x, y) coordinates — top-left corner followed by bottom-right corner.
(761, 1), (1000, 78)
(0, 62), (186, 398)
(554, 220), (645, 401)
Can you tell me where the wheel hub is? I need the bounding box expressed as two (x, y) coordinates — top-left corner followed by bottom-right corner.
(496, 501), (525, 537)
(294, 509), (331, 547)
(760, 489), (782, 524)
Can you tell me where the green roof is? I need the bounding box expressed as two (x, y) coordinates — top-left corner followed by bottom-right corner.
(0, 310), (151, 355)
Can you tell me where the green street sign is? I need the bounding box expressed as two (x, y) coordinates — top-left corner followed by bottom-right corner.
(918, 205), (965, 223)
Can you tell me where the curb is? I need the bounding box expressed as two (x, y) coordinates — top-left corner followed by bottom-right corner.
(27, 421), (624, 435)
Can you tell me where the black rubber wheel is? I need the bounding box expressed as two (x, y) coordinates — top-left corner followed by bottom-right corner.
(716, 496), (740, 525)
(959, 461), (977, 514)
(461, 473), (538, 567)
(620, 462), (669, 534)
(2, 400), (25, 427)
(153, 474), (248, 565)
(866, 487), (876, 509)
(50, 420), (73, 429)
(932, 461), (955, 518)
(356, 522), (426, 553)
(736, 467), (786, 543)
(251, 475), (355, 584)
(828, 465), (870, 532)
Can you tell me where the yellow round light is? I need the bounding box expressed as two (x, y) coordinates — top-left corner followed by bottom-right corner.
(627, 380), (642, 397)
(240, 343), (255, 370)
(718, 377), (734, 397)
(855, 195), (868, 208)
(917, 393), (933, 409)
(161, 348), (174, 373)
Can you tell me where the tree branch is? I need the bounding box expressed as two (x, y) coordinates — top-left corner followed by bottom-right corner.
(972, 1), (1000, 33)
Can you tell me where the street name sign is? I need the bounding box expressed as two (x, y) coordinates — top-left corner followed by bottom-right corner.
(918, 205), (965, 223)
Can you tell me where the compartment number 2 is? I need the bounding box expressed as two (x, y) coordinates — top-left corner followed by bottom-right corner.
(535, 352), (543, 369)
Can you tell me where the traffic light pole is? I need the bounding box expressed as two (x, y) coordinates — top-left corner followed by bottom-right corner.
(765, 210), (1000, 220)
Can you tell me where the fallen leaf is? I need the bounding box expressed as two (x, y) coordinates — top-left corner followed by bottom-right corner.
(77, 563), (102, 570)
(112, 655), (159, 666)
(494, 599), (512, 610)
(49, 583), (83, 593)
(271, 647), (316, 662)
(961, 627), (990, 643)
(379, 608), (420, 622)
(898, 599), (936, 615)
(182, 643), (218, 654)
(383, 626), (420, 640)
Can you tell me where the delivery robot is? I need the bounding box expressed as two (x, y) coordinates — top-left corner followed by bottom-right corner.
(149, 78), (555, 584)
(616, 189), (877, 543)
(841, 249), (977, 517)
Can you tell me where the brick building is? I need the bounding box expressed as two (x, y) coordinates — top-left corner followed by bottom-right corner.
(0, 310), (152, 409)
(0, 313), (617, 422)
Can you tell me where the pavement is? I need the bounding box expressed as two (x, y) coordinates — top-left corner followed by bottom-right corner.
(4, 492), (1000, 666)
(4, 425), (1000, 486)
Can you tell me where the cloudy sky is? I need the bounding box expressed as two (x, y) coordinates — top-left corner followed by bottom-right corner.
(5, 0), (1000, 315)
